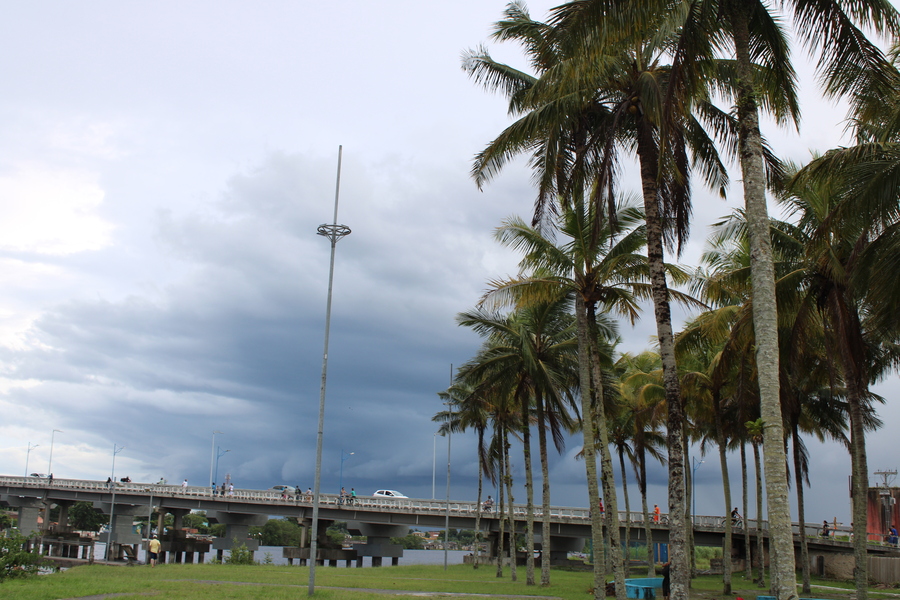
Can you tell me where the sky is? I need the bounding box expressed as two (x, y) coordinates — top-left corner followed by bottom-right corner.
(0, 1), (896, 528)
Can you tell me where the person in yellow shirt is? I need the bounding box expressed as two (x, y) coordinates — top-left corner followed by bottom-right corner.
(148, 534), (161, 567)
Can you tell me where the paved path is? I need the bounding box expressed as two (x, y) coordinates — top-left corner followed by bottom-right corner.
(55, 579), (566, 600)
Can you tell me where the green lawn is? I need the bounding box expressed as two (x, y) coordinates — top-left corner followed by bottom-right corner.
(0, 563), (892, 600)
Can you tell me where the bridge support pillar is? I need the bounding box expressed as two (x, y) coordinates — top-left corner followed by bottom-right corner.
(347, 521), (407, 567)
(209, 510), (265, 561)
(544, 535), (584, 565)
(0, 495), (47, 536)
(95, 502), (145, 562)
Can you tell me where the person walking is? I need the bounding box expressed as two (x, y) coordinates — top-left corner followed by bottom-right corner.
(653, 504), (660, 523)
(148, 534), (161, 567)
(181, 479), (188, 489)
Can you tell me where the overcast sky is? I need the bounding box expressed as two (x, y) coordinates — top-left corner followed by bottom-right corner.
(0, 1), (895, 527)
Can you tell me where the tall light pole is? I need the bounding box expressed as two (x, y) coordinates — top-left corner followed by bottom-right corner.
(209, 430), (223, 488)
(105, 444), (125, 562)
(432, 432), (438, 500)
(25, 443), (39, 477)
(692, 456), (704, 522)
(309, 146), (351, 596)
(339, 450), (354, 494)
(444, 364), (452, 571)
(215, 447), (230, 486)
(47, 429), (62, 475)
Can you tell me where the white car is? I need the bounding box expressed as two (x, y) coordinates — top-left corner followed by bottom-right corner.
(269, 485), (296, 494)
(373, 489), (407, 498)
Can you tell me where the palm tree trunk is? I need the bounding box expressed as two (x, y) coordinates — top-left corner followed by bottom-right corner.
(587, 303), (625, 600)
(791, 427), (810, 594)
(741, 443), (751, 581)
(713, 395), (733, 594)
(636, 118), (688, 600)
(684, 434), (694, 584)
(497, 435), (506, 579)
(731, 6), (796, 599)
(753, 440), (765, 587)
(619, 448), (631, 577)
(638, 449), (656, 577)
(522, 392), (536, 585)
(537, 396), (553, 585)
(474, 428), (485, 569)
(505, 438), (517, 582)
(575, 295), (606, 600)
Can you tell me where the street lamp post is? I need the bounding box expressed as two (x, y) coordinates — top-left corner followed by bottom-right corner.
(692, 457), (704, 522)
(432, 433), (438, 500)
(444, 366), (452, 571)
(25, 443), (39, 477)
(105, 444), (125, 562)
(339, 450), (354, 495)
(209, 431), (223, 488)
(309, 146), (351, 596)
(215, 447), (230, 486)
(47, 429), (62, 475)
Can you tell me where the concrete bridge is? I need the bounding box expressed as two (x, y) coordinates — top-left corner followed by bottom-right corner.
(0, 475), (892, 570)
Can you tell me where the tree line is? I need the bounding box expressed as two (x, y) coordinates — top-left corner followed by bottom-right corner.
(438, 2), (900, 600)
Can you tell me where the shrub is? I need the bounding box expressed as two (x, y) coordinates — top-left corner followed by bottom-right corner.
(0, 532), (44, 582)
(224, 539), (256, 565)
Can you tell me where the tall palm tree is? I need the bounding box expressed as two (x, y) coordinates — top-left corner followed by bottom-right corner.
(434, 377), (493, 569)
(784, 155), (900, 597)
(484, 196), (653, 593)
(540, 7), (732, 596)
(467, 3), (729, 592)
(457, 294), (580, 583)
(709, 3), (899, 595)
(616, 351), (667, 577)
(745, 419), (766, 587)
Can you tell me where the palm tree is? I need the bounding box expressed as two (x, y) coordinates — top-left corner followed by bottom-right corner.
(467, 4), (729, 593)
(484, 195), (654, 593)
(710, 3), (899, 595)
(676, 319), (740, 594)
(784, 154), (900, 597)
(616, 351), (667, 577)
(456, 294), (580, 583)
(434, 377), (493, 569)
(745, 419), (766, 587)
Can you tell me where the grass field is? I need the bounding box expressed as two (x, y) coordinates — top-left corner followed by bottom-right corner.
(0, 562), (895, 600)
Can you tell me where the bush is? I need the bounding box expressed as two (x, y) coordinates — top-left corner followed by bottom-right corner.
(224, 539), (256, 565)
(0, 532), (44, 582)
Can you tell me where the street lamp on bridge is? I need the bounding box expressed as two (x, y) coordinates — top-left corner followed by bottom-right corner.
(692, 456), (704, 522)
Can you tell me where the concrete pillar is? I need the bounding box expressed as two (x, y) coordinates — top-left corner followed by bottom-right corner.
(347, 521), (407, 567)
(208, 511), (266, 555)
(0, 496), (47, 535)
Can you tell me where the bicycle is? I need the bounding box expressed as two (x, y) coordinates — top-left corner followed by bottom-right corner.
(719, 517), (743, 528)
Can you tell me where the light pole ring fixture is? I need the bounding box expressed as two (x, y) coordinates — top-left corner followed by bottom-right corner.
(317, 223), (351, 242)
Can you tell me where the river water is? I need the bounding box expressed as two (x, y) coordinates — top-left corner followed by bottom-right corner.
(95, 544), (469, 567)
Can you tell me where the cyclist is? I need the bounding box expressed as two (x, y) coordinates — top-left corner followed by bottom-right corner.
(731, 507), (742, 525)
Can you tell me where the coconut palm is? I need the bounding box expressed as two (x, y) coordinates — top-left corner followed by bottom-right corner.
(784, 154), (900, 597)
(467, 5), (731, 594)
(709, 3), (900, 595)
(484, 195), (656, 593)
(434, 377), (494, 569)
(456, 293), (581, 583)
(615, 351), (667, 577)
